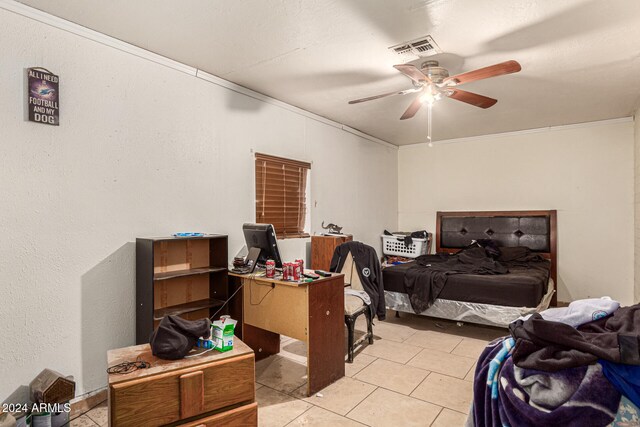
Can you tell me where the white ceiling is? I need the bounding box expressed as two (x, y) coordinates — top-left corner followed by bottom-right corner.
(16, 0), (640, 145)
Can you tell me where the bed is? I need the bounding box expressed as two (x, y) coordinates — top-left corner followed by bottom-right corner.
(383, 210), (557, 327)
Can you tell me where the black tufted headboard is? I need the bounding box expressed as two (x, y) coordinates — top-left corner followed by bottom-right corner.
(436, 210), (558, 305)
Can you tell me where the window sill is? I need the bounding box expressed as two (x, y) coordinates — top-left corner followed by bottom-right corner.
(279, 233), (311, 240)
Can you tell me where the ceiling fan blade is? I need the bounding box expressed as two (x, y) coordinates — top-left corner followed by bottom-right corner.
(447, 89), (497, 108)
(348, 87), (420, 104)
(393, 64), (432, 84)
(400, 96), (424, 120)
(443, 60), (521, 86)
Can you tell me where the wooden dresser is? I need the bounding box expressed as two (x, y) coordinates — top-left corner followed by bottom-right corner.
(108, 338), (256, 426)
(311, 234), (353, 271)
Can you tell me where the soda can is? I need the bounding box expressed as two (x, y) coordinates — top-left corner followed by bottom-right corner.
(287, 263), (294, 281)
(295, 258), (304, 273)
(266, 259), (275, 278)
(282, 263), (290, 281)
(292, 263), (301, 281)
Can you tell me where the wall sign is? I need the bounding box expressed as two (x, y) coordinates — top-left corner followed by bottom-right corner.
(27, 67), (59, 126)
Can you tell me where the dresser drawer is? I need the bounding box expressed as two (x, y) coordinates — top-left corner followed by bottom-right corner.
(177, 402), (257, 427)
(110, 353), (255, 427)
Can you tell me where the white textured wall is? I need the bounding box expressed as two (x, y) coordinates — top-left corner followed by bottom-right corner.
(398, 120), (634, 305)
(635, 111), (640, 304)
(0, 9), (398, 399)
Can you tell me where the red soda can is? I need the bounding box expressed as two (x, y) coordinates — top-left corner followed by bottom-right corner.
(292, 263), (301, 281)
(266, 259), (275, 278)
(295, 258), (304, 273)
(282, 263), (290, 281)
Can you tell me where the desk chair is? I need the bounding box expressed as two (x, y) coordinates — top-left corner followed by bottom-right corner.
(339, 252), (374, 363)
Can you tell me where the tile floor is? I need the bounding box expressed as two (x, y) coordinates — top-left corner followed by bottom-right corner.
(256, 309), (506, 427)
(69, 309), (506, 427)
(67, 401), (108, 426)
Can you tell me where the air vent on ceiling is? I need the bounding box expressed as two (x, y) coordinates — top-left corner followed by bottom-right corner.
(389, 35), (442, 61)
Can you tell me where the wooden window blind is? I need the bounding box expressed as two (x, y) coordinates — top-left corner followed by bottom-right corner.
(255, 153), (311, 238)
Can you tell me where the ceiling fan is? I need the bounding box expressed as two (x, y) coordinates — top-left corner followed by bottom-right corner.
(348, 60), (521, 120)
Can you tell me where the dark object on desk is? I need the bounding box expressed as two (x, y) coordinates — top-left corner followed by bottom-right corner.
(244, 246), (262, 273)
(314, 270), (331, 277)
(243, 223), (283, 269)
(330, 241), (385, 320)
(321, 221), (343, 234)
(107, 357), (151, 375)
(150, 315), (211, 360)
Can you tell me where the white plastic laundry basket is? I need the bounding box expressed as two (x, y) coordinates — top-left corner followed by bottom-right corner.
(381, 234), (429, 258)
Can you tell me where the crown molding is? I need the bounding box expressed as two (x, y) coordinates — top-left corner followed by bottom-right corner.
(400, 117), (634, 149)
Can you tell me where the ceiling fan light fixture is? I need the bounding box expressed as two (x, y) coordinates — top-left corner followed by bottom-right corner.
(420, 92), (435, 105)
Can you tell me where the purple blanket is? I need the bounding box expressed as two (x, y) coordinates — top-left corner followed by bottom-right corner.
(473, 337), (621, 427)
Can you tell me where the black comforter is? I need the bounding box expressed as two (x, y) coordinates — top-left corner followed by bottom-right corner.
(403, 247), (549, 313)
(404, 247), (508, 313)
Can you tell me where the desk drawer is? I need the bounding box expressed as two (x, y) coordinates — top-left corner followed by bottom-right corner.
(177, 402), (257, 427)
(110, 353), (255, 426)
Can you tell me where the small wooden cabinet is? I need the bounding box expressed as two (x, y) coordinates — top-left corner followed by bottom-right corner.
(108, 339), (256, 427)
(136, 235), (228, 344)
(311, 234), (353, 271)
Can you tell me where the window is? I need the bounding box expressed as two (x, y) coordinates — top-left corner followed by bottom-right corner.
(255, 153), (311, 238)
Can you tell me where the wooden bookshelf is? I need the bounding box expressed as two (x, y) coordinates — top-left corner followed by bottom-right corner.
(136, 234), (228, 344)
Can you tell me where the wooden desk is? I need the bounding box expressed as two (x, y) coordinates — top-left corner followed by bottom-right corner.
(107, 339), (256, 427)
(229, 271), (345, 396)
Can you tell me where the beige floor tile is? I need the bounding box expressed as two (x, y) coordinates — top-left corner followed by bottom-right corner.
(289, 406), (367, 426)
(281, 335), (295, 345)
(300, 377), (376, 415)
(256, 382), (264, 390)
(345, 353), (376, 378)
(354, 358), (428, 395)
(282, 339), (307, 357)
(411, 373), (474, 414)
(280, 339), (308, 365)
(372, 321), (417, 343)
(85, 401), (108, 426)
(361, 338), (421, 364)
(431, 408), (469, 427)
(384, 312), (506, 341)
(403, 330), (463, 352)
(256, 355), (308, 393)
(256, 386), (312, 427)
(464, 363), (477, 382)
(256, 354), (281, 378)
(451, 337), (489, 359)
(407, 348), (475, 379)
(68, 415), (100, 427)
(356, 316), (417, 343)
(347, 388), (441, 427)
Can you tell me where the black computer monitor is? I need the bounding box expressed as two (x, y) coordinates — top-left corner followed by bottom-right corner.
(242, 223), (283, 270)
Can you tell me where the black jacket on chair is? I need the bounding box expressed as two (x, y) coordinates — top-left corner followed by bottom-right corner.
(329, 241), (386, 320)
